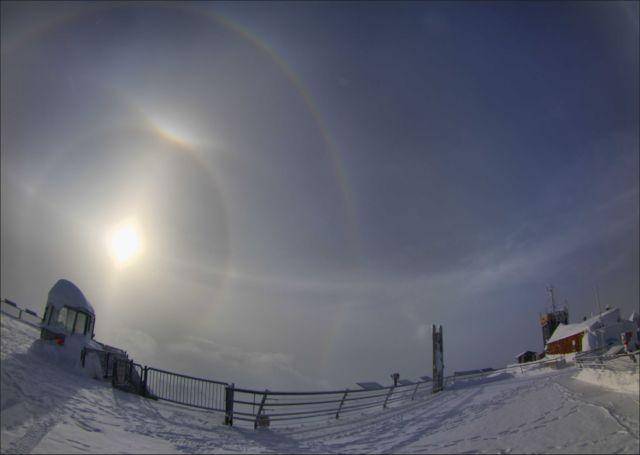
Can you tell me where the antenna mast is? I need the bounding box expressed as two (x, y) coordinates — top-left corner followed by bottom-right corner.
(595, 285), (602, 314)
(547, 285), (556, 312)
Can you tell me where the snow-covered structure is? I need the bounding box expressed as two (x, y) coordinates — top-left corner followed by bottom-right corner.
(38, 279), (128, 379)
(545, 307), (638, 355)
(41, 279), (96, 343)
(515, 351), (537, 364)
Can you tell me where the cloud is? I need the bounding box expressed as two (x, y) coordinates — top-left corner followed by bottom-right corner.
(109, 327), (158, 363)
(415, 324), (430, 341)
(162, 336), (329, 391)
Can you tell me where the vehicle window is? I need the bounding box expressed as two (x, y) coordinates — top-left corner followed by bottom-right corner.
(65, 308), (76, 332)
(57, 307), (67, 326)
(74, 312), (87, 334)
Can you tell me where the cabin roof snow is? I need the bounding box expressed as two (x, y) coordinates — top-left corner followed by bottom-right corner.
(546, 307), (619, 345)
(47, 279), (95, 316)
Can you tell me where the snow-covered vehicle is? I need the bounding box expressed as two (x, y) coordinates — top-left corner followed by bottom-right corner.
(40, 279), (96, 345)
(38, 279), (130, 380)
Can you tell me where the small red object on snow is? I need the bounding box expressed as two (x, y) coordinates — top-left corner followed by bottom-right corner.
(55, 337), (64, 346)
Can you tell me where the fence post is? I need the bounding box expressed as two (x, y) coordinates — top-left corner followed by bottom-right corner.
(335, 389), (349, 419)
(411, 382), (420, 401)
(254, 390), (268, 429)
(141, 366), (148, 397)
(383, 386), (395, 409)
(111, 359), (117, 387)
(224, 383), (235, 426)
(104, 353), (110, 379)
(18, 309), (22, 320)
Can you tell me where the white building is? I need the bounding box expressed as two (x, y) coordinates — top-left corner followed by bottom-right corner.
(546, 307), (638, 355)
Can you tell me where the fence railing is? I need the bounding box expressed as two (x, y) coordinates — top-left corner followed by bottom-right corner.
(82, 347), (128, 379)
(112, 358), (145, 394)
(0, 299), (42, 328)
(574, 346), (611, 363)
(442, 357), (565, 388)
(575, 349), (639, 372)
(227, 378), (435, 428)
(145, 367), (228, 412)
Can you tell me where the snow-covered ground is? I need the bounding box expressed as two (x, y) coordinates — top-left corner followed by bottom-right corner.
(2, 314), (639, 454)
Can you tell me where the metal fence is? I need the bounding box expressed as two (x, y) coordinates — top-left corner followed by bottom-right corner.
(575, 349), (639, 372)
(81, 347), (128, 379)
(145, 367), (228, 412)
(227, 378), (434, 428)
(0, 299), (42, 328)
(112, 358), (145, 394)
(442, 357), (565, 388)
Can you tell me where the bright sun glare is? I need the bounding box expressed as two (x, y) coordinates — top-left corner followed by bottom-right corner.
(108, 223), (141, 264)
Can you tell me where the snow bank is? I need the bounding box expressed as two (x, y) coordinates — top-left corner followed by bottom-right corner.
(574, 368), (640, 395)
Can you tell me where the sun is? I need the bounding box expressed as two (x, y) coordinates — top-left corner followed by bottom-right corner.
(108, 222), (142, 265)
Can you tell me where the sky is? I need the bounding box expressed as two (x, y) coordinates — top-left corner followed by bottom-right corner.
(1, 1), (638, 390)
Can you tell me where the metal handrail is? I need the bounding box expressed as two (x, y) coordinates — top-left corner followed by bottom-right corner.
(0, 300), (41, 328)
(233, 380), (419, 395)
(230, 377), (433, 428)
(576, 350), (639, 371)
(146, 366), (229, 385)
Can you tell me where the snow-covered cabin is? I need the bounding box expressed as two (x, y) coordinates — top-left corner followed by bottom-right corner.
(515, 351), (537, 364)
(545, 307), (638, 355)
(41, 279), (95, 343)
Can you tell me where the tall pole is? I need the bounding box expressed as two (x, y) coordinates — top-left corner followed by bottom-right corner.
(595, 285), (602, 315)
(547, 285), (556, 312)
(432, 324), (444, 393)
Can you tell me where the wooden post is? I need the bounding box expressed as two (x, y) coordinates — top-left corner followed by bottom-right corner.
(335, 390), (349, 419)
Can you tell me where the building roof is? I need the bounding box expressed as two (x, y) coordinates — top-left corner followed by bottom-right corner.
(515, 351), (536, 359)
(47, 279), (95, 316)
(546, 307), (619, 345)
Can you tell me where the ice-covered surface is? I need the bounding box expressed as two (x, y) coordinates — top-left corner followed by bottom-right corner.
(574, 367), (639, 395)
(2, 314), (639, 454)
